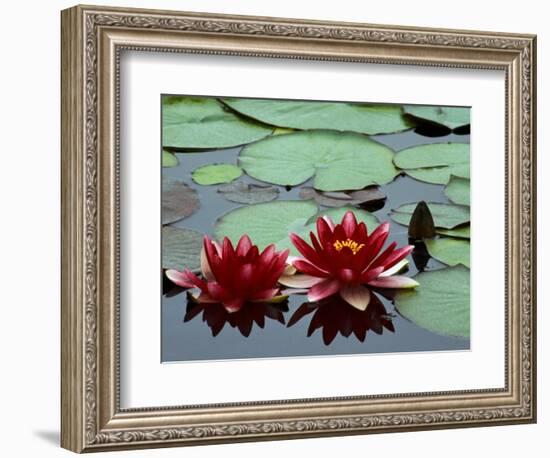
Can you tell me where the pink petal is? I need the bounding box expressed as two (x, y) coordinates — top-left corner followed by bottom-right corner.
(200, 247), (215, 281)
(367, 275), (419, 289)
(307, 278), (340, 302)
(340, 284), (371, 311)
(379, 259), (409, 277)
(165, 269), (203, 289)
(278, 274), (324, 288)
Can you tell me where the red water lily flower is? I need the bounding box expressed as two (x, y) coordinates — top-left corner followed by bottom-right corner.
(280, 211), (418, 311)
(166, 235), (289, 313)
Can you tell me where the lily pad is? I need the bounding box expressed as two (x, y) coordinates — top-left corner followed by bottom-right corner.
(445, 176), (470, 206)
(239, 130), (398, 191)
(299, 187), (385, 208)
(394, 143), (470, 185)
(223, 98), (414, 135)
(390, 202), (470, 229)
(162, 226), (203, 271)
(162, 177), (199, 225)
(215, 200), (318, 251)
(395, 266), (470, 338)
(192, 163), (242, 185)
(403, 105), (470, 130)
(437, 226), (470, 239)
(425, 238), (470, 268)
(217, 181), (279, 204)
(162, 150), (178, 167)
(162, 96), (272, 149)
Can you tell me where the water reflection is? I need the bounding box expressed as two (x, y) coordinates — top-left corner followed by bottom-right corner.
(287, 292), (395, 345)
(183, 294), (289, 337)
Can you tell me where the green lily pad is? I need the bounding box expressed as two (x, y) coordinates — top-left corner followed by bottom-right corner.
(223, 98), (414, 135)
(403, 106), (470, 130)
(394, 143), (470, 185)
(437, 226), (470, 239)
(162, 96), (272, 149)
(192, 163), (242, 185)
(390, 202), (470, 229)
(162, 177), (199, 225)
(425, 238), (470, 268)
(217, 181), (279, 204)
(239, 130), (398, 191)
(395, 266), (470, 338)
(162, 226), (203, 272)
(162, 150), (178, 167)
(215, 200), (318, 251)
(445, 176), (470, 206)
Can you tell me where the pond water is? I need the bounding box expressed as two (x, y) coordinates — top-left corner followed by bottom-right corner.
(161, 129), (470, 363)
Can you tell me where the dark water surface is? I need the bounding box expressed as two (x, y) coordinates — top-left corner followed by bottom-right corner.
(162, 130), (470, 362)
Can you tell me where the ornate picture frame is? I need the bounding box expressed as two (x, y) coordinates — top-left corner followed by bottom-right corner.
(61, 4), (536, 453)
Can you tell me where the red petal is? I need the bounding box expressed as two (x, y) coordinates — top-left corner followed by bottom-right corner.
(307, 278), (340, 302)
(340, 284), (371, 311)
(200, 247), (214, 281)
(250, 288), (279, 301)
(368, 241), (397, 270)
(379, 245), (414, 271)
(236, 235), (253, 257)
(290, 233), (328, 269)
(360, 266), (385, 283)
(293, 259), (329, 277)
(222, 237), (235, 261)
(206, 281), (230, 302)
(316, 216), (334, 246)
(341, 211), (358, 238)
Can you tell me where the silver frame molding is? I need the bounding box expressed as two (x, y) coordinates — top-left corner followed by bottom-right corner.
(61, 4), (537, 453)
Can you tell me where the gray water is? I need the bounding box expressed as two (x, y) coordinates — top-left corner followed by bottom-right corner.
(161, 130), (470, 362)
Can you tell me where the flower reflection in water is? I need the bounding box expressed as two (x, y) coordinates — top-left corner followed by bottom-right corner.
(287, 292), (394, 345)
(183, 294), (289, 337)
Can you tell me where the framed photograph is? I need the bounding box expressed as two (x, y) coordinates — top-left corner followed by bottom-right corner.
(61, 4), (537, 453)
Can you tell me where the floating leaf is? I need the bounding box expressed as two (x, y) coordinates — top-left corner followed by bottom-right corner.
(217, 181), (279, 204)
(299, 187), (385, 208)
(425, 238), (470, 268)
(437, 226), (470, 239)
(391, 202), (470, 229)
(162, 150), (178, 167)
(223, 98), (414, 135)
(192, 163), (242, 185)
(394, 143), (469, 185)
(408, 201), (436, 240)
(445, 176), (470, 206)
(239, 130), (398, 191)
(403, 105), (470, 130)
(162, 177), (199, 225)
(215, 200), (318, 250)
(162, 226), (203, 271)
(395, 266), (470, 338)
(162, 96), (272, 149)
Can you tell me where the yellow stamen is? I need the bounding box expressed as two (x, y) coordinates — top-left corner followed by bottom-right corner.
(333, 239), (365, 255)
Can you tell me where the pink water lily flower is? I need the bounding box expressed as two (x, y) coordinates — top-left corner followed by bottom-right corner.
(279, 210), (418, 311)
(166, 235), (289, 313)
